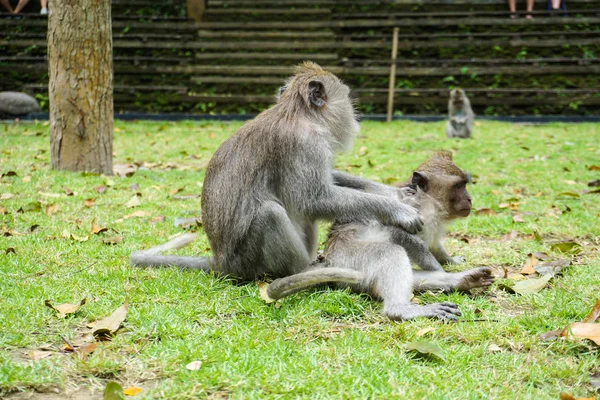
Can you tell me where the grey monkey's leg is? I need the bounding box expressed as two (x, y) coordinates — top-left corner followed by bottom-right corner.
(413, 267), (495, 293)
(249, 201), (313, 279)
(130, 233), (214, 272)
(430, 242), (464, 265)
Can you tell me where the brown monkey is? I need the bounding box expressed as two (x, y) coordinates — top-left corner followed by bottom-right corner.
(266, 151), (494, 320)
(131, 62), (422, 281)
(446, 88), (474, 139)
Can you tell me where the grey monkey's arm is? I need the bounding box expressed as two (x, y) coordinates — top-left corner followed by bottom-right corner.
(130, 233), (214, 272)
(305, 185), (422, 234)
(332, 170), (397, 197)
(389, 228), (444, 271)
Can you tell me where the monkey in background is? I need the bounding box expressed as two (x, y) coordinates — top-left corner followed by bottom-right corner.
(266, 152), (494, 321)
(131, 62), (423, 281)
(446, 88), (474, 139)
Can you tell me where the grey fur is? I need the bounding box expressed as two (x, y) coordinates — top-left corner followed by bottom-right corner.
(131, 62), (422, 281)
(446, 88), (474, 139)
(267, 178), (494, 321)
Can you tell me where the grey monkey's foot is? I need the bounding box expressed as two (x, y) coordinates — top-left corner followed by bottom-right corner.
(455, 267), (495, 291)
(384, 302), (461, 321)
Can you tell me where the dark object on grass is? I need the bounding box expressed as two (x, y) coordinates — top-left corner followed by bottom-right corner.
(0, 92), (41, 117)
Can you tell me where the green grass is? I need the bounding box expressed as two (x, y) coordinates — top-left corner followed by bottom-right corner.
(0, 120), (599, 399)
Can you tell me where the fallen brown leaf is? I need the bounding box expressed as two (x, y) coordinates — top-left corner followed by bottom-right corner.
(512, 214), (525, 223)
(584, 299), (600, 323)
(91, 219), (108, 235)
(148, 215), (165, 224)
(91, 300), (128, 338)
(22, 175), (31, 183)
(45, 298), (86, 318)
(257, 281), (275, 304)
(28, 350), (53, 361)
(125, 195), (141, 208)
(114, 163), (137, 177)
(186, 361), (203, 371)
(475, 208), (495, 216)
(5, 247), (16, 254)
(84, 198), (96, 208)
(64, 187), (74, 196)
(587, 165), (600, 171)
(0, 206), (6, 215)
(0, 193), (15, 200)
(520, 253), (539, 275)
(95, 185), (107, 194)
(45, 204), (59, 216)
(501, 231), (519, 242)
(103, 236), (123, 245)
(560, 322), (600, 345)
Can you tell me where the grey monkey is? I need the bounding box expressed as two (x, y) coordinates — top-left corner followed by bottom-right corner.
(446, 88), (474, 139)
(266, 152), (494, 321)
(131, 62), (422, 281)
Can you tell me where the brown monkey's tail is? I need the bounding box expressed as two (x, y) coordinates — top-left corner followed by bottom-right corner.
(267, 268), (364, 300)
(130, 233), (213, 272)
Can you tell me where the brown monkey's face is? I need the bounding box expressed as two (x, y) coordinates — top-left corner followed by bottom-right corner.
(411, 171), (472, 221)
(447, 177), (472, 218)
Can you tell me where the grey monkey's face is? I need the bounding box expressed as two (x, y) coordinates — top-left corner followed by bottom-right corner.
(450, 89), (465, 105)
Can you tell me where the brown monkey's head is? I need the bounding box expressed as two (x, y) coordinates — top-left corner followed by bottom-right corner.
(276, 62), (359, 151)
(409, 151), (472, 221)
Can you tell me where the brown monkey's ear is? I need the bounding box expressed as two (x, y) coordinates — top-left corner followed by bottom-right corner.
(308, 80), (327, 107)
(411, 171), (429, 191)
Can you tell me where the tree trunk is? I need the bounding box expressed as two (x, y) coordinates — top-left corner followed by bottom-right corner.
(48, 0), (113, 175)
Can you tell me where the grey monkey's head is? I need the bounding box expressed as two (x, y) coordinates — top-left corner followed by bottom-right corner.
(277, 62), (359, 151)
(449, 88), (466, 105)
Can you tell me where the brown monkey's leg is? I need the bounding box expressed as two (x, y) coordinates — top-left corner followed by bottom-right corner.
(413, 267), (494, 293)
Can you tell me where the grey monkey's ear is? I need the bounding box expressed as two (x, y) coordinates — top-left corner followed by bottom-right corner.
(411, 171), (429, 192)
(276, 84), (287, 101)
(308, 80), (327, 107)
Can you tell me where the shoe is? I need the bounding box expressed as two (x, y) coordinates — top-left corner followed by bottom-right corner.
(40, 8), (48, 15)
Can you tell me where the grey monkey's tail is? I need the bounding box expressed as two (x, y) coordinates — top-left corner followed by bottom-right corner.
(267, 267), (364, 300)
(130, 233), (213, 273)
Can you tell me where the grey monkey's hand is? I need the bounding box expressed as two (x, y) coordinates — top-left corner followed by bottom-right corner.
(387, 202), (423, 234)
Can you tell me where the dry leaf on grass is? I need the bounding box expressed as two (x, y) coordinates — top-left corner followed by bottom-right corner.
(584, 299), (600, 323)
(5, 247), (16, 254)
(45, 204), (59, 216)
(125, 195), (141, 208)
(502, 274), (553, 295)
(488, 343), (502, 352)
(186, 360), (203, 371)
(45, 298), (86, 318)
(520, 253), (539, 275)
(95, 185), (107, 193)
(91, 300), (128, 339)
(257, 281), (275, 304)
(115, 210), (149, 223)
(560, 393), (596, 400)
(113, 164), (137, 178)
(512, 214), (525, 223)
(406, 341), (445, 362)
(475, 208), (495, 216)
(560, 323), (600, 345)
(123, 387), (143, 396)
(103, 236), (123, 245)
(84, 198), (96, 208)
(415, 327), (436, 337)
(28, 350), (53, 361)
(91, 219), (108, 235)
